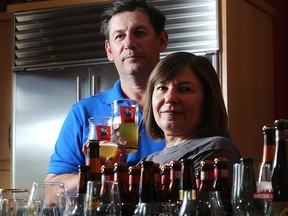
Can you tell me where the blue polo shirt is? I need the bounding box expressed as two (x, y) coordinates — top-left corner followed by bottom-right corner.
(47, 80), (166, 174)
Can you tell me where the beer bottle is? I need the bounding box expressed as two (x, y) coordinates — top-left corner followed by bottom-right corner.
(160, 163), (171, 203)
(195, 170), (200, 190)
(154, 162), (161, 202)
(70, 165), (90, 216)
(86, 140), (101, 182)
(268, 119), (288, 215)
(134, 161), (159, 216)
(213, 157), (233, 215)
(254, 125), (274, 216)
(196, 160), (214, 215)
(128, 165), (141, 209)
(261, 125), (276, 165)
(101, 164), (114, 182)
(178, 158), (198, 216)
(169, 160), (182, 214)
(114, 162), (133, 216)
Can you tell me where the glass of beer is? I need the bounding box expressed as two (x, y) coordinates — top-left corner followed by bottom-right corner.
(111, 99), (139, 154)
(88, 116), (117, 158)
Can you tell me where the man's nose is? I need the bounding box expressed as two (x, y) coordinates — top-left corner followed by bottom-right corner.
(124, 33), (137, 50)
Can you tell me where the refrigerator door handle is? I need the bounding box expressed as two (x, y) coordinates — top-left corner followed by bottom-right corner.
(91, 75), (98, 96)
(76, 76), (80, 102)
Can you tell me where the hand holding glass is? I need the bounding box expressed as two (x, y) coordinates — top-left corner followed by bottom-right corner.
(88, 116), (117, 158)
(111, 99), (139, 154)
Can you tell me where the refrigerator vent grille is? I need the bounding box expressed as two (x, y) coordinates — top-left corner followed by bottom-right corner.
(13, 0), (218, 72)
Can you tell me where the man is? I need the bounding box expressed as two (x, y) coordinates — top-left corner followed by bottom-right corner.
(44, 0), (168, 191)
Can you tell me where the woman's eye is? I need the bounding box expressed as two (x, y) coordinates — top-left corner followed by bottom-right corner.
(180, 87), (193, 92)
(156, 86), (167, 91)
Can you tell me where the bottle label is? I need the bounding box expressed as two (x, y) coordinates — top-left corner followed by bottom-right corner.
(87, 158), (101, 174)
(170, 170), (181, 180)
(120, 106), (136, 123)
(200, 170), (214, 180)
(95, 125), (111, 141)
(129, 175), (140, 184)
(214, 168), (228, 178)
(254, 181), (273, 201)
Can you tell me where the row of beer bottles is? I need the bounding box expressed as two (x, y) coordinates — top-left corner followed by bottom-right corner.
(72, 158), (232, 216)
(260, 119), (288, 215)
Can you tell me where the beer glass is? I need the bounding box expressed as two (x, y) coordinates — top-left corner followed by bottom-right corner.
(26, 182), (69, 216)
(97, 181), (122, 215)
(0, 188), (29, 216)
(111, 99), (139, 154)
(88, 116), (117, 158)
(254, 162), (273, 216)
(84, 181), (101, 216)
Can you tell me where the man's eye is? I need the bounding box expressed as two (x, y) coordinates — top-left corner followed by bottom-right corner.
(135, 30), (146, 36)
(115, 34), (124, 40)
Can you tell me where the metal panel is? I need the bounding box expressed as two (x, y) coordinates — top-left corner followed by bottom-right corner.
(13, 0), (218, 71)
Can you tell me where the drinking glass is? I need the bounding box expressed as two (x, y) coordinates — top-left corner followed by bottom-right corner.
(26, 182), (69, 216)
(0, 188), (29, 216)
(97, 181), (121, 215)
(88, 116), (117, 158)
(84, 181), (101, 216)
(254, 162), (273, 216)
(111, 99), (139, 154)
(209, 191), (226, 216)
(231, 160), (258, 216)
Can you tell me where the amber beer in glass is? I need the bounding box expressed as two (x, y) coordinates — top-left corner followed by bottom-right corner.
(112, 99), (139, 154)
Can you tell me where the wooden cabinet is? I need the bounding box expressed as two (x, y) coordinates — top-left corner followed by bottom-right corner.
(0, 12), (13, 188)
(220, 0), (276, 162)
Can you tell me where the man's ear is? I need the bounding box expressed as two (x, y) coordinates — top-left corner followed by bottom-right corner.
(159, 30), (169, 52)
(105, 40), (114, 62)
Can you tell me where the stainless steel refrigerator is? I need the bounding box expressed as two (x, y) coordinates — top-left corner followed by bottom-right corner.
(12, 64), (118, 189)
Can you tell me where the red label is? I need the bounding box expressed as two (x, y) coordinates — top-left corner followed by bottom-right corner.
(95, 126), (111, 141)
(87, 158), (101, 174)
(120, 106), (136, 123)
(129, 175), (140, 184)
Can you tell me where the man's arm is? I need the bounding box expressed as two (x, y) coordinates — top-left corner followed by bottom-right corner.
(44, 173), (79, 192)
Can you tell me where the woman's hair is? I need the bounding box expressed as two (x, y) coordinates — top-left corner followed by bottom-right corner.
(143, 52), (228, 140)
(100, 0), (166, 40)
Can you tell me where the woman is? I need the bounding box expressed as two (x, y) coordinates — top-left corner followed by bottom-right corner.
(142, 52), (241, 182)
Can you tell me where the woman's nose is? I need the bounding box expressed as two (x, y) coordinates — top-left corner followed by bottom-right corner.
(165, 90), (178, 104)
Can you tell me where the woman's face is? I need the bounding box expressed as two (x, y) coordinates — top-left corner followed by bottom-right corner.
(152, 64), (204, 139)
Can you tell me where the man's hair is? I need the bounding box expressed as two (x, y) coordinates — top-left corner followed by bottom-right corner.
(100, 0), (166, 40)
(143, 52), (229, 140)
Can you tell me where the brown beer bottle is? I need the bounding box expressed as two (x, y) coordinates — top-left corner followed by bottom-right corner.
(86, 140), (101, 182)
(70, 165), (91, 216)
(196, 160), (214, 215)
(169, 160), (181, 204)
(261, 125), (276, 165)
(128, 165), (141, 208)
(268, 119), (288, 215)
(134, 161), (159, 215)
(160, 163), (171, 203)
(154, 162), (161, 202)
(178, 158), (198, 216)
(114, 162), (133, 216)
(213, 157), (232, 215)
(101, 164), (114, 182)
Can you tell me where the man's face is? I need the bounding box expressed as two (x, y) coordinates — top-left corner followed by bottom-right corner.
(105, 9), (168, 81)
